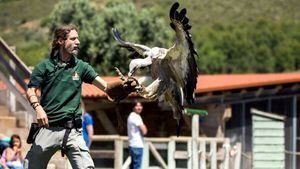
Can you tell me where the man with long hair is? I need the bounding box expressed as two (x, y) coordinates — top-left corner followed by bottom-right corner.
(24, 25), (136, 169)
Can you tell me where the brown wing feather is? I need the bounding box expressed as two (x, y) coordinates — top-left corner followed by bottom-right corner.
(166, 2), (198, 104)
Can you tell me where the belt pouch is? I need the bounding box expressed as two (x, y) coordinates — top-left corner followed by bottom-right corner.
(26, 123), (41, 144)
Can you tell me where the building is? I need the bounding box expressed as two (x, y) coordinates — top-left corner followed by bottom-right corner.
(82, 73), (300, 169)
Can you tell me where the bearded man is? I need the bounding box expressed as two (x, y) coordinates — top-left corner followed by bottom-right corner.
(24, 25), (135, 169)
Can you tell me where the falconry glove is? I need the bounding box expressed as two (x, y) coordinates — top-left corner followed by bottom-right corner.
(105, 78), (138, 102)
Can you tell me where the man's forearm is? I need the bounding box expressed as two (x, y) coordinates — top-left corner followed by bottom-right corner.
(27, 87), (49, 126)
(27, 87), (40, 110)
(92, 76), (107, 91)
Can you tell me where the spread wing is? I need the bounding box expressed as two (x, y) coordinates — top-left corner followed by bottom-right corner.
(165, 2), (198, 104)
(112, 28), (151, 58)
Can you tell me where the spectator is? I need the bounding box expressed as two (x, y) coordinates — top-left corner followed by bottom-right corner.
(81, 100), (94, 148)
(0, 134), (24, 169)
(127, 102), (147, 169)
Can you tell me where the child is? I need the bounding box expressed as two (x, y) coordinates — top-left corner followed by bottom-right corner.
(0, 135), (24, 169)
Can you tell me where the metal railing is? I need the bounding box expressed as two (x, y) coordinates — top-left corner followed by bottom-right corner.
(0, 37), (35, 126)
(91, 135), (241, 169)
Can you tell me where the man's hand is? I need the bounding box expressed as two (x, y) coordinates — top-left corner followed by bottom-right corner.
(27, 87), (49, 127)
(36, 106), (49, 127)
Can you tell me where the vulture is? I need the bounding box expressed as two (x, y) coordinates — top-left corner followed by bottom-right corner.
(112, 2), (198, 135)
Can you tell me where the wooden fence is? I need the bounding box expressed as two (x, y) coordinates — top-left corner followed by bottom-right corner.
(91, 135), (241, 169)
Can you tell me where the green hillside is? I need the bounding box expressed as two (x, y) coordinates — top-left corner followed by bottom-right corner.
(0, 0), (59, 65)
(1, 0), (300, 73)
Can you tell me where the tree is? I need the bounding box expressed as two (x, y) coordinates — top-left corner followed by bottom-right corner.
(47, 0), (172, 75)
(47, 0), (300, 74)
(195, 19), (300, 74)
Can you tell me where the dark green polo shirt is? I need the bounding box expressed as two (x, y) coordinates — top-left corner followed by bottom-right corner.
(28, 55), (98, 123)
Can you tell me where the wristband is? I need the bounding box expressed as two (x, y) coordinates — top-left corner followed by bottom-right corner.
(30, 101), (38, 106)
(33, 104), (40, 110)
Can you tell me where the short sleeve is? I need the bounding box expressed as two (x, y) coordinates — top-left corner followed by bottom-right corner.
(133, 114), (143, 126)
(82, 63), (98, 84)
(28, 62), (45, 88)
(84, 113), (93, 126)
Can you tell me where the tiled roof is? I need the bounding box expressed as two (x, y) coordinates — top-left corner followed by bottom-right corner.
(82, 73), (300, 98)
(195, 73), (300, 93)
(1, 73), (299, 98)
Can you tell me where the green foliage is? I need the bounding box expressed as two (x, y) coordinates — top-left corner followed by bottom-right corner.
(1, 0), (300, 73)
(0, 0), (58, 67)
(17, 41), (48, 66)
(195, 20), (300, 73)
(47, 0), (172, 75)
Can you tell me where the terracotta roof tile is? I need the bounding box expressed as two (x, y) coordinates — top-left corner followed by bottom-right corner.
(196, 73), (300, 93)
(82, 73), (300, 98)
(1, 73), (300, 98)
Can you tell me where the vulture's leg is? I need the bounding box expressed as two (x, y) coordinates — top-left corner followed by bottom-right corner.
(138, 78), (161, 100)
(147, 79), (168, 100)
(135, 76), (154, 93)
(137, 76), (154, 86)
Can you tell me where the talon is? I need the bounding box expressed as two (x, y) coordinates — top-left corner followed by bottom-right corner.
(148, 94), (157, 100)
(114, 67), (125, 81)
(136, 85), (146, 95)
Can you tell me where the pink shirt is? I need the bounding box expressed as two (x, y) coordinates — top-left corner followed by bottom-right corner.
(0, 148), (20, 163)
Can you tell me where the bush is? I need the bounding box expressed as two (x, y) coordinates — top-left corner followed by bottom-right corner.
(47, 0), (172, 75)
(195, 19), (300, 73)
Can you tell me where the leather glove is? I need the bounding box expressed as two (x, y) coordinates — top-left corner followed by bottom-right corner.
(105, 78), (138, 102)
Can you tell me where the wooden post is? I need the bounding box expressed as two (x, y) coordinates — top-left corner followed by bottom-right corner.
(168, 139), (176, 169)
(192, 114), (199, 169)
(291, 96), (297, 169)
(234, 143), (241, 169)
(223, 139), (230, 169)
(199, 140), (206, 169)
(141, 141), (149, 169)
(114, 138), (123, 169)
(210, 140), (217, 169)
(187, 140), (192, 169)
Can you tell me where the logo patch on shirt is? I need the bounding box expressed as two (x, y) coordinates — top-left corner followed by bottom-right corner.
(72, 72), (80, 80)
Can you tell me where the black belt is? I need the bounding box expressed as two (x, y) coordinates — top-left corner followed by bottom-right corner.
(53, 117), (82, 157)
(49, 117), (81, 128)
